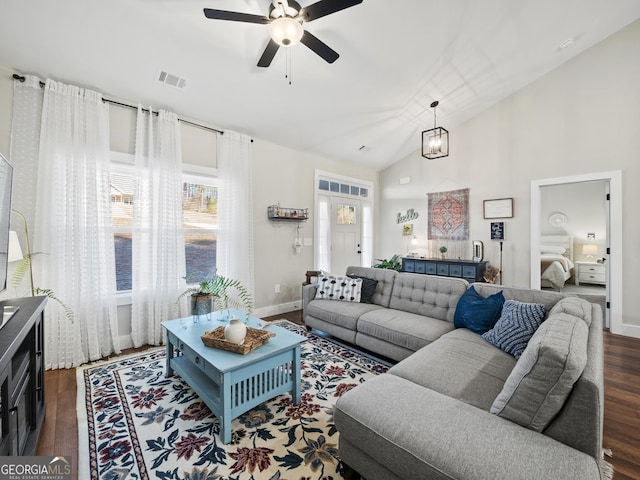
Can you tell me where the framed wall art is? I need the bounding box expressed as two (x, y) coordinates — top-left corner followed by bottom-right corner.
(491, 222), (505, 240)
(483, 198), (513, 219)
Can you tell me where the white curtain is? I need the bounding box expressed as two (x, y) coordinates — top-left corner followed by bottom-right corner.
(130, 107), (186, 347)
(217, 131), (254, 297)
(316, 195), (330, 272)
(9, 75), (43, 298)
(33, 79), (120, 369)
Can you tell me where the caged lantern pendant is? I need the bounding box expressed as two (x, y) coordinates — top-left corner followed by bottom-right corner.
(422, 100), (449, 159)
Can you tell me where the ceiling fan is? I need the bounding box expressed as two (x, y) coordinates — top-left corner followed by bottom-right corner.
(203, 0), (363, 67)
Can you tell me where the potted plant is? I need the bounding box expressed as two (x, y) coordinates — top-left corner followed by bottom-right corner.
(439, 246), (447, 259)
(373, 255), (402, 271)
(178, 271), (253, 319)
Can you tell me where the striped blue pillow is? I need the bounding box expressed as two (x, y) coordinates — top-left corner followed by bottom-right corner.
(482, 300), (547, 358)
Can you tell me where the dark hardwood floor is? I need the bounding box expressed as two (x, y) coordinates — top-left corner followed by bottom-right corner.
(36, 311), (640, 480)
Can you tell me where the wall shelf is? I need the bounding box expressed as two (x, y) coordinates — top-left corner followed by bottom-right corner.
(268, 205), (308, 221)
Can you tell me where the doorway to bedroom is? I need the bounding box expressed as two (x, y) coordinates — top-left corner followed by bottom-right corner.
(530, 171), (622, 332)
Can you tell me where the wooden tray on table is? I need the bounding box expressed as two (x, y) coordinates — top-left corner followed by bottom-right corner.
(201, 326), (276, 354)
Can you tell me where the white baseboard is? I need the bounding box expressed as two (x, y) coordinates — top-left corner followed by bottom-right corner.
(253, 301), (301, 319)
(613, 322), (640, 339)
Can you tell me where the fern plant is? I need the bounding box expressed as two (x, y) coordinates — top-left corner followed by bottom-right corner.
(177, 271), (253, 316)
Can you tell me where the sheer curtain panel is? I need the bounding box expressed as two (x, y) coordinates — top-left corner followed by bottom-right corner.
(34, 79), (120, 369)
(130, 107), (186, 347)
(217, 131), (255, 298)
(9, 75), (43, 298)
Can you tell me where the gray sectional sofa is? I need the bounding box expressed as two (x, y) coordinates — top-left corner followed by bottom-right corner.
(301, 266), (605, 480)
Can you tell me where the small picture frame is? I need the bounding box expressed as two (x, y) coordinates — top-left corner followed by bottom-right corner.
(491, 222), (505, 240)
(403, 224), (413, 236)
(483, 198), (513, 219)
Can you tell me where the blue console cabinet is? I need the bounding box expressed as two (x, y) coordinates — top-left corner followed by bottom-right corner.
(402, 258), (487, 283)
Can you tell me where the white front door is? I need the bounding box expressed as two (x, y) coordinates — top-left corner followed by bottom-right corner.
(330, 196), (362, 274)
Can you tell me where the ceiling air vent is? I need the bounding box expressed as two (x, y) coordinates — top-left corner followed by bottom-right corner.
(157, 70), (187, 90)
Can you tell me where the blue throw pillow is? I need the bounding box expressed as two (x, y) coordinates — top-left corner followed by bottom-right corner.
(454, 286), (505, 334)
(482, 300), (547, 358)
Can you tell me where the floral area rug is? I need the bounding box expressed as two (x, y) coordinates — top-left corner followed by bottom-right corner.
(77, 321), (390, 480)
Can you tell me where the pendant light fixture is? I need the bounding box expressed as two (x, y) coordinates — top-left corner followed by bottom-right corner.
(422, 101), (449, 159)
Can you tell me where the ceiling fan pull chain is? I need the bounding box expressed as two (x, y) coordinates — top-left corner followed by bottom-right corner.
(285, 48), (293, 85)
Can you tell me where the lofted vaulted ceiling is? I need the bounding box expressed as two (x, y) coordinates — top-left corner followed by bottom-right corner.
(1, 0), (640, 170)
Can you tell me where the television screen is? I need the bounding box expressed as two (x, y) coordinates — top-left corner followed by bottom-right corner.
(0, 152), (13, 296)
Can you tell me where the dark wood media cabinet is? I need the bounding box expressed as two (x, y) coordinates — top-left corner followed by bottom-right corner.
(402, 257), (488, 283)
(0, 295), (47, 456)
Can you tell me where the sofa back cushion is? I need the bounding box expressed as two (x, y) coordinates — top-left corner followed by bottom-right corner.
(490, 311), (589, 432)
(346, 266), (397, 307)
(548, 296), (593, 327)
(471, 283), (565, 313)
(388, 273), (468, 322)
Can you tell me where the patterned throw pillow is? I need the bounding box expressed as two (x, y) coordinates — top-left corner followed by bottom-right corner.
(482, 300), (547, 358)
(348, 275), (378, 304)
(314, 275), (363, 302)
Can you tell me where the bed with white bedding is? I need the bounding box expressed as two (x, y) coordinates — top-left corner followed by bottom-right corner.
(540, 235), (574, 291)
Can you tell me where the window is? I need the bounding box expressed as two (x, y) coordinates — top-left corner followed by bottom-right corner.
(183, 176), (217, 283)
(110, 164), (218, 291)
(336, 204), (356, 225)
(111, 171), (134, 291)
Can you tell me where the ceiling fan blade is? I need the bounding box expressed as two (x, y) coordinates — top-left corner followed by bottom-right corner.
(299, 0), (363, 22)
(257, 39), (280, 67)
(300, 30), (339, 63)
(203, 8), (269, 24)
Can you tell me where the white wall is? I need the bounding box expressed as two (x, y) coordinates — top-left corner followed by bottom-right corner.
(379, 19), (640, 329)
(251, 138), (378, 315)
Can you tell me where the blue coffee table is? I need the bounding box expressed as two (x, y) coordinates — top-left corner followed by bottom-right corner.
(162, 310), (306, 444)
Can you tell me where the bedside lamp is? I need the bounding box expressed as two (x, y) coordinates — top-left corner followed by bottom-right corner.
(582, 244), (597, 260)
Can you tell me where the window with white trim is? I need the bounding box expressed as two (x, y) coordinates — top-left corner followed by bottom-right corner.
(110, 159), (218, 291)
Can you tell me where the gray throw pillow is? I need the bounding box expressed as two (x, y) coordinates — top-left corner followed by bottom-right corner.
(490, 312), (589, 432)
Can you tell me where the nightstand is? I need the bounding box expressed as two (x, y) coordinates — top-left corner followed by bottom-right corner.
(574, 261), (606, 286)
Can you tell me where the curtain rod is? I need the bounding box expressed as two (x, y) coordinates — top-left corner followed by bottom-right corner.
(12, 74), (224, 136)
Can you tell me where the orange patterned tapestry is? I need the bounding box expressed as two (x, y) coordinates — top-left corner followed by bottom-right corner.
(428, 188), (469, 240)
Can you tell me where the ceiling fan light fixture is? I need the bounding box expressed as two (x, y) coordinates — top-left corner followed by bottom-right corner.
(269, 17), (303, 47)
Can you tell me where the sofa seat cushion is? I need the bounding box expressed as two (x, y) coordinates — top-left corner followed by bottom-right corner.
(357, 308), (456, 352)
(491, 312), (589, 432)
(389, 328), (517, 410)
(306, 299), (383, 330)
(335, 374), (602, 480)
